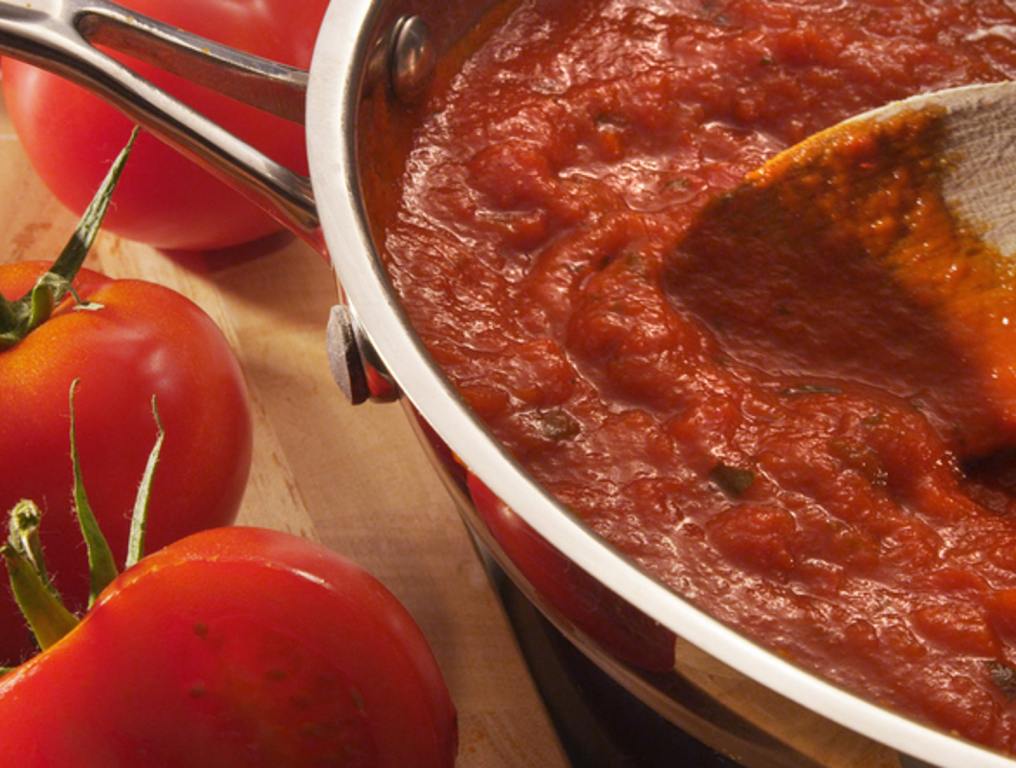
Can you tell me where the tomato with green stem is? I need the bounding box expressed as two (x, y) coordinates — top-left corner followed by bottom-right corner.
(0, 131), (252, 663)
(2, 0), (329, 251)
(0, 390), (457, 767)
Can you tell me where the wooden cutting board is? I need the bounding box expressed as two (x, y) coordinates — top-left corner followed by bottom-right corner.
(0, 104), (569, 766)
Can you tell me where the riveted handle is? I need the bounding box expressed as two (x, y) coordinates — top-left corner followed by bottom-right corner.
(0, 0), (420, 405)
(0, 0), (320, 244)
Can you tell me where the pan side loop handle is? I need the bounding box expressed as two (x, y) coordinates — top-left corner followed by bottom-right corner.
(0, 0), (320, 245)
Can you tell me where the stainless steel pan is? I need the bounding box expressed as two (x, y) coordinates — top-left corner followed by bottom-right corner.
(0, 2), (1005, 766)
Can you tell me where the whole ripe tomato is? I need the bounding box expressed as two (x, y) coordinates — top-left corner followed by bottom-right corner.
(2, 0), (329, 251)
(0, 526), (458, 767)
(0, 260), (252, 663)
(467, 473), (675, 672)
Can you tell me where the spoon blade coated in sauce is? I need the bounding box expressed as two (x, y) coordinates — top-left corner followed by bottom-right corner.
(669, 81), (1016, 458)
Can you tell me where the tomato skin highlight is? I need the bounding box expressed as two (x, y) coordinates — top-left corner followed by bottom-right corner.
(1, 0), (329, 251)
(0, 527), (458, 768)
(0, 261), (252, 664)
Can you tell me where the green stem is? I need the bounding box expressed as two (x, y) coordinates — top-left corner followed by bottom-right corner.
(8, 501), (54, 590)
(47, 127), (139, 289)
(68, 380), (120, 606)
(0, 294), (15, 328)
(0, 374), (167, 654)
(26, 275), (58, 330)
(0, 127), (139, 350)
(2, 501), (79, 650)
(0, 295), (19, 349)
(125, 395), (164, 569)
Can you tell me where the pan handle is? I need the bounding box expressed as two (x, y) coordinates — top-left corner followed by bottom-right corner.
(0, 0), (320, 245)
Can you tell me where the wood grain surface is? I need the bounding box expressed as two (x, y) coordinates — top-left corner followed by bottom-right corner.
(0, 104), (568, 766)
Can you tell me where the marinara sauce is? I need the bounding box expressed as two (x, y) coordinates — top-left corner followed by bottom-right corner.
(384, 0), (1016, 751)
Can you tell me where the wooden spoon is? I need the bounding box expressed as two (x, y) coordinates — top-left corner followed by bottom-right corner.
(668, 81), (1016, 458)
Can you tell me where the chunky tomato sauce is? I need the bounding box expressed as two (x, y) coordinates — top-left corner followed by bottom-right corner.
(383, 0), (1016, 751)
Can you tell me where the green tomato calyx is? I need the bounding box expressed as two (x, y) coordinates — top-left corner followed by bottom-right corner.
(0, 127), (138, 350)
(1, 377), (164, 652)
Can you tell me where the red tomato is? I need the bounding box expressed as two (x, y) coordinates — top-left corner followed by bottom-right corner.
(0, 261), (251, 663)
(467, 473), (675, 672)
(2, 0), (329, 251)
(0, 526), (458, 767)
